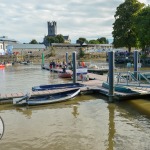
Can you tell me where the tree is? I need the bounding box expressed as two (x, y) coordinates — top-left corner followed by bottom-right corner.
(78, 47), (85, 58)
(89, 40), (100, 44)
(29, 39), (38, 44)
(135, 5), (150, 51)
(46, 36), (59, 46)
(76, 37), (88, 45)
(112, 0), (144, 52)
(97, 37), (109, 44)
(55, 34), (64, 43)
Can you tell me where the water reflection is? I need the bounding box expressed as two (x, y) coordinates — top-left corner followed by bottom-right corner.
(16, 104), (80, 119)
(72, 105), (79, 118)
(12, 103), (72, 118)
(15, 107), (32, 119)
(8, 94), (97, 119)
(0, 69), (6, 89)
(107, 104), (116, 150)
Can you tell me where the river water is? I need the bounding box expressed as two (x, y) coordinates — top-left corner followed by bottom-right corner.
(0, 65), (150, 150)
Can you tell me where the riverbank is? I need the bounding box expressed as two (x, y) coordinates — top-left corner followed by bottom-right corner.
(0, 47), (107, 65)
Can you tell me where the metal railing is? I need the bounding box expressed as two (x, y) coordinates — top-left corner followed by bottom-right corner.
(113, 71), (150, 86)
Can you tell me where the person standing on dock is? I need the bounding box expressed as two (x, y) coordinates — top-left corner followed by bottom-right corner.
(49, 61), (53, 70)
(62, 61), (67, 73)
(52, 60), (56, 68)
(81, 61), (86, 67)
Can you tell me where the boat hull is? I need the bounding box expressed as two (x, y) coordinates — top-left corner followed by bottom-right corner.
(13, 88), (80, 106)
(58, 72), (72, 78)
(32, 83), (85, 91)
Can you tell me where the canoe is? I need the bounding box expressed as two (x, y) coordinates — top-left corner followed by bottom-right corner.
(13, 88), (80, 106)
(32, 83), (85, 91)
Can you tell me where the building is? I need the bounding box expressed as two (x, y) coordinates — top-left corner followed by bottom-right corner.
(0, 36), (19, 55)
(51, 43), (113, 51)
(12, 44), (46, 55)
(0, 42), (5, 55)
(43, 21), (71, 46)
(0, 36), (19, 54)
(48, 21), (57, 36)
(0, 36), (46, 56)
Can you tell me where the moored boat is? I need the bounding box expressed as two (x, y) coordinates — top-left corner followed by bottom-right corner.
(5, 63), (12, 66)
(32, 83), (85, 91)
(0, 64), (5, 69)
(58, 72), (72, 78)
(13, 88), (80, 106)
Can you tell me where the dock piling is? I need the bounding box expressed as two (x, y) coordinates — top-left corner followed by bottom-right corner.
(66, 52), (68, 69)
(134, 50), (139, 80)
(108, 51), (115, 102)
(42, 52), (44, 67)
(72, 52), (77, 84)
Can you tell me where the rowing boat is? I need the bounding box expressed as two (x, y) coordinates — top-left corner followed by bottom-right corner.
(32, 83), (85, 91)
(13, 88), (80, 106)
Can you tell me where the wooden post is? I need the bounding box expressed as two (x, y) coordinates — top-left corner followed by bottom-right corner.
(108, 51), (115, 102)
(134, 50), (138, 80)
(72, 52), (77, 84)
(42, 53), (44, 66)
(66, 52), (68, 69)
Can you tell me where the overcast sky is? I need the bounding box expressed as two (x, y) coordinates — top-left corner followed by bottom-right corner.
(0, 0), (149, 43)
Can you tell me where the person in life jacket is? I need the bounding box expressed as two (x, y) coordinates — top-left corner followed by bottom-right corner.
(80, 61), (86, 67)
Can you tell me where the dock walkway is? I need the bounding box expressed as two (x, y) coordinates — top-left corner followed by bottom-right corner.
(0, 73), (107, 102)
(1, 65), (150, 104)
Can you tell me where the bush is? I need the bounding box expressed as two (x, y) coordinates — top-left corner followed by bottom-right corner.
(78, 48), (85, 58)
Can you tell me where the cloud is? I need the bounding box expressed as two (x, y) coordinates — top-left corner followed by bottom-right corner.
(0, 0), (149, 43)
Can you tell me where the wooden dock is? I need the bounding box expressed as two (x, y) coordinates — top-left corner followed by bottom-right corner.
(0, 72), (107, 102)
(1, 71), (150, 104)
(0, 87), (89, 104)
(42, 64), (108, 75)
(52, 69), (150, 100)
(1, 64), (150, 104)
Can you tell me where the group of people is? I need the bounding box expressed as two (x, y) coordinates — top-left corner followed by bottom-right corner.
(49, 60), (67, 73)
(49, 60), (86, 73)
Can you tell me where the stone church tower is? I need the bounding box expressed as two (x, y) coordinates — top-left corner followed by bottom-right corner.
(43, 21), (70, 46)
(48, 21), (57, 36)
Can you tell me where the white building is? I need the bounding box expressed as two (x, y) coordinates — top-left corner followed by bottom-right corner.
(0, 42), (5, 55)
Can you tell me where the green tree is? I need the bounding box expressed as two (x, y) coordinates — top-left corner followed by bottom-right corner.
(55, 34), (64, 43)
(88, 40), (100, 44)
(76, 37), (88, 45)
(29, 39), (38, 44)
(112, 0), (144, 52)
(135, 6), (150, 51)
(97, 37), (109, 44)
(46, 36), (59, 46)
(78, 47), (85, 58)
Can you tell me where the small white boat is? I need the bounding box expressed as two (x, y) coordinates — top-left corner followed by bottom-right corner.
(13, 88), (80, 106)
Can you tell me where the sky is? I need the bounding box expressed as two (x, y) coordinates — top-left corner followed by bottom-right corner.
(0, 0), (149, 44)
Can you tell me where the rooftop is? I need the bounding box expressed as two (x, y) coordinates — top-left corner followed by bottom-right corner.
(0, 36), (19, 43)
(12, 44), (46, 49)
